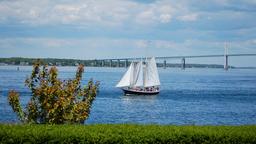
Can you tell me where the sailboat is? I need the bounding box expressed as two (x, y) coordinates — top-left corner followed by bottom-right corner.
(116, 57), (160, 95)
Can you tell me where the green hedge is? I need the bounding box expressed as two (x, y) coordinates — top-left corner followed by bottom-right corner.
(0, 124), (255, 144)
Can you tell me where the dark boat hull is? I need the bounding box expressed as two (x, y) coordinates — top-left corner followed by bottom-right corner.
(122, 88), (159, 95)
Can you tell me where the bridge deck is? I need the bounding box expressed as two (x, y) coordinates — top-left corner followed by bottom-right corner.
(97, 54), (256, 61)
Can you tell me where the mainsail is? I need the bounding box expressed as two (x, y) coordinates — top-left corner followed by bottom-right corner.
(116, 57), (160, 88)
(130, 62), (140, 86)
(144, 57), (160, 87)
(134, 61), (144, 87)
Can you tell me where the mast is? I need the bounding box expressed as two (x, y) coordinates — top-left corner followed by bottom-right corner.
(143, 59), (147, 87)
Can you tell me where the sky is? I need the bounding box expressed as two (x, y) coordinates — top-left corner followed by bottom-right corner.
(0, 0), (256, 66)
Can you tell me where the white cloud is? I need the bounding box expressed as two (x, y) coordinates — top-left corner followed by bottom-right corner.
(136, 10), (156, 24)
(178, 13), (198, 22)
(0, 0), (189, 26)
(0, 0), (254, 29)
(214, 0), (230, 5)
(136, 40), (149, 48)
(159, 14), (172, 23)
(250, 39), (256, 44)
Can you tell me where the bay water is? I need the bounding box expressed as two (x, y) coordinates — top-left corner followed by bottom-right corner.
(0, 66), (255, 125)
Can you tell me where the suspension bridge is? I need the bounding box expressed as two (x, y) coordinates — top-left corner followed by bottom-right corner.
(91, 53), (256, 70)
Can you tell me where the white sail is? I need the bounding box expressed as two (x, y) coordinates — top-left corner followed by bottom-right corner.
(130, 62), (139, 86)
(116, 62), (134, 87)
(144, 57), (160, 87)
(134, 61), (144, 87)
(116, 57), (160, 88)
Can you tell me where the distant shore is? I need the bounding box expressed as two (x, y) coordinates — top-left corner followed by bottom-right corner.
(1, 57), (254, 69)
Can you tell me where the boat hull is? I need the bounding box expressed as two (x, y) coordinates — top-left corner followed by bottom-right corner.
(122, 88), (159, 95)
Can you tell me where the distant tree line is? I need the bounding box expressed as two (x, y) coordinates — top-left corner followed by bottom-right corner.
(0, 57), (98, 66)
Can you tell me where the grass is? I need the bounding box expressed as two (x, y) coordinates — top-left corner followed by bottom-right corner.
(0, 124), (256, 144)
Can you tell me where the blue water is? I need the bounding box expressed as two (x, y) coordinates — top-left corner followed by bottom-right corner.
(0, 66), (256, 125)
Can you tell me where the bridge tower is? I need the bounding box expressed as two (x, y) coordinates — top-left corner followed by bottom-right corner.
(224, 42), (229, 70)
(101, 60), (104, 67)
(163, 60), (167, 69)
(181, 58), (185, 69)
(117, 60), (120, 67)
(125, 59), (128, 67)
(110, 60), (112, 67)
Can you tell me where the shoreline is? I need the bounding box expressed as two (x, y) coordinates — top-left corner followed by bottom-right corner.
(1, 65), (256, 69)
